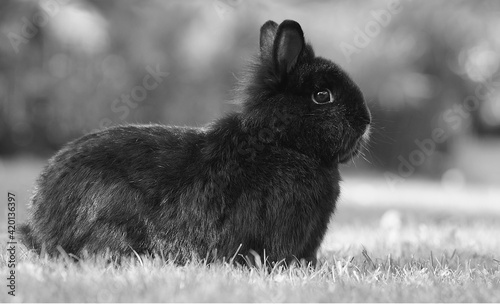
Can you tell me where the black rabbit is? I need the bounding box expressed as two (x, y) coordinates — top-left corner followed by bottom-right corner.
(19, 20), (371, 265)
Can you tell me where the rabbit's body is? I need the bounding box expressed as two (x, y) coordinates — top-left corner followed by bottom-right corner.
(22, 117), (338, 263)
(20, 20), (370, 264)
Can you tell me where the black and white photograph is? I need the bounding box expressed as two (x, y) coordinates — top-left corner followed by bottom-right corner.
(1, 0), (500, 302)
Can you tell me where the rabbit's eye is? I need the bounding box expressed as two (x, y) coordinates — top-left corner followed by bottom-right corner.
(312, 89), (333, 104)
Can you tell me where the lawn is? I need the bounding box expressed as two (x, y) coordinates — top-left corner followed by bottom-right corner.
(1, 158), (499, 302)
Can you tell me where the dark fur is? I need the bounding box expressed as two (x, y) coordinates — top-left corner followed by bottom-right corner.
(19, 20), (370, 265)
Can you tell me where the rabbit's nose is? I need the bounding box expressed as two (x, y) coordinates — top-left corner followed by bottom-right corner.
(357, 102), (371, 126)
(361, 107), (371, 125)
(350, 87), (370, 125)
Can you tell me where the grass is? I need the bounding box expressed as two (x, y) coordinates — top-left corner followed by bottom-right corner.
(1, 158), (500, 302)
(3, 209), (499, 302)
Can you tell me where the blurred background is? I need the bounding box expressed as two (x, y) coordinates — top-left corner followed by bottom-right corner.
(0, 0), (499, 222)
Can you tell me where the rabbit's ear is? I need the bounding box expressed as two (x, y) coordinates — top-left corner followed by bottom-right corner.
(260, 20), (278, 59)
(272, 20), (305, 79)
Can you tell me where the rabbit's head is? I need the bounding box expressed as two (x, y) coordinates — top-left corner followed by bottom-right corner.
(240, 20), (371, 165)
